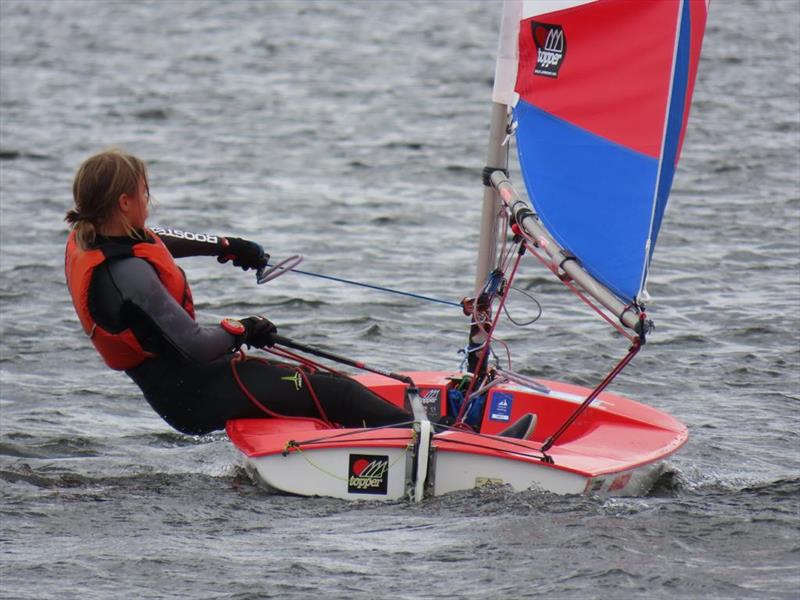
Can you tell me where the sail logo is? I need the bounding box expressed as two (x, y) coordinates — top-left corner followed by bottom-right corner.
(348, 454), (389, 494)
(532, 22), (566, 78)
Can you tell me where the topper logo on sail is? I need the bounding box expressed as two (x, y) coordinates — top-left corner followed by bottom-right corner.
(348, 454), (389, 494)
(532, 22), (566, 77)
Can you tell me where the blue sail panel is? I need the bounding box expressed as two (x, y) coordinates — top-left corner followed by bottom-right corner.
(514, 100), (659, 302)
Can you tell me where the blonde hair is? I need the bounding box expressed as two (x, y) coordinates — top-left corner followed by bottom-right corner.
(66, 149), (149, 249)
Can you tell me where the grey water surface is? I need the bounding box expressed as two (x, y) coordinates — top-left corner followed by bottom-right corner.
(1, 1), (798, 599)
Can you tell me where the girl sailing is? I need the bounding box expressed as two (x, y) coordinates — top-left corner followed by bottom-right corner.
(64, 149), (411, 435)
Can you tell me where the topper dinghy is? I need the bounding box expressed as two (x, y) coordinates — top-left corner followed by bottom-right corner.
(226, 0), (709, 501)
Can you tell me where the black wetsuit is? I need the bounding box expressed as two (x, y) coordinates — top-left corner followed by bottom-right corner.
(89, 228), (411, 435)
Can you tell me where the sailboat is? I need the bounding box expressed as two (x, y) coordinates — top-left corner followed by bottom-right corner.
(226, 0), (709, 501)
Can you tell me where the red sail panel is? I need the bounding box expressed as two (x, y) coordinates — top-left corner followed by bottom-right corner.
(515, 0), (682, 159)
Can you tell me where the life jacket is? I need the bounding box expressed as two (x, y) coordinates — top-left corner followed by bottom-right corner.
(65, 229), (195, 370)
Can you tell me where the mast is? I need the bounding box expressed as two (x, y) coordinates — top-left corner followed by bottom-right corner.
(474, 0), (521, 294)
(473, 102), (508, 295)
(463, 1), (523, 380)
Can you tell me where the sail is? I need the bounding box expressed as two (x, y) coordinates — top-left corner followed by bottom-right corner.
(494, 0), (708, 304)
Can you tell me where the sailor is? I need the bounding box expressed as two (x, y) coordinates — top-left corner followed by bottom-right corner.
(64, 149), (411, 435)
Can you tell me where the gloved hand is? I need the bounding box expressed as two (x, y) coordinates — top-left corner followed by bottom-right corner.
(218, 237), (269, 271)
(221, 316), (278, 349)
(240, 315), (278, 348)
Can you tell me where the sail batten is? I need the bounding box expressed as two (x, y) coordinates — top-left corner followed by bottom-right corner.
(496, 0), (708, 306)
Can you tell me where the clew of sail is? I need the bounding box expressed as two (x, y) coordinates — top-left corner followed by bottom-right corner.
(494, 0), (709, 305)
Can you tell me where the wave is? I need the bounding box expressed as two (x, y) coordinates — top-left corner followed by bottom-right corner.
(0, 436), (103, 459)
(0, 463), (244, 492)
(649, 465), (800, 504)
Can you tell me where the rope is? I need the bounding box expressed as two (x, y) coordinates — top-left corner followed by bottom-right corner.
(540, 340), (642, 453)
(284, 442), (410, 482)
(229, 350), (334, 428)
(266, 345), (346, 378)
(281, 422), (416, 448)
(268, 264), (462, 308)
(294, 367), (332, 426)
(522, 239), (637, 342)
(434, 435), (549, 462)
(457, 243), (527, 422)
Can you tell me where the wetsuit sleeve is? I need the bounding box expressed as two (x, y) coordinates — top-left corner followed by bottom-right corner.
(108, 257), (235, 362)
(150, 226), (224, 258)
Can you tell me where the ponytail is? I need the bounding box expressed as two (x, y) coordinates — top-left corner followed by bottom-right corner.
(65, 208), (98, 249)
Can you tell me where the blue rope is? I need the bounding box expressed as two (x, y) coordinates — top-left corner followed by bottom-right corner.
(272, 264), (462, 308)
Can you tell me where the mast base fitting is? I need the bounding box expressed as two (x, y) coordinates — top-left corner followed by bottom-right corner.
(482, 166), (509, 187)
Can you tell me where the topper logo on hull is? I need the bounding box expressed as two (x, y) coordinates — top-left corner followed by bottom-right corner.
(348, 454), (389, 494)
(532, 22), (567, 77)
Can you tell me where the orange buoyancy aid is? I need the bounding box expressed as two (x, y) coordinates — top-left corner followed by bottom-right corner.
(65, 229), (195, 370)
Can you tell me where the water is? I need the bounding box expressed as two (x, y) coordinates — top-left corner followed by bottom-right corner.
(1, 1), (798, 598)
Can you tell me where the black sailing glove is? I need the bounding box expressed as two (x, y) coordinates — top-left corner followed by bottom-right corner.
(242, 316), (278, 348)
(218, 237), (269, 271)
(221, 316), (278, 349)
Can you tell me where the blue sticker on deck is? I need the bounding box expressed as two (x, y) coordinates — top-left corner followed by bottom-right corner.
(489, 392), (513, 421)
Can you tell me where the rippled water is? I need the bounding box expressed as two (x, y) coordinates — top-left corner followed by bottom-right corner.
(1, 1), (798, 599)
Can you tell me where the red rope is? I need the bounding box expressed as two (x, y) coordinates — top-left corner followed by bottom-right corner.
(293, 366), (333, 426)
(229, 350), (333, 428)
(541, 340), (642, 452)
(266, 345), (347, 378)
(523, 240), (638, 342)
(456, 246), (526, 424)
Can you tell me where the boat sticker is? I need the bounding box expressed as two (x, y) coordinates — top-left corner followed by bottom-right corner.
(417, 387), (442, 419)
(489, 391), (513, 421)
(531, 22), (567, 78)
(348, 454), (389, 495)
